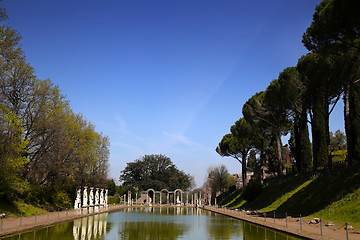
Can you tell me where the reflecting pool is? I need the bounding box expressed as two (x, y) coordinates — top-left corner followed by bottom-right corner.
(1, 207), (303, 239)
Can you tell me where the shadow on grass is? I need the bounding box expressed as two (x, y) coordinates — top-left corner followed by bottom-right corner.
(241, 175), (310, 211)
(276, 172), (360, 216)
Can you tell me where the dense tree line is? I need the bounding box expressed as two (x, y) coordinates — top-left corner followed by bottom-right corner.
(0, 7), (109, 206)
(217, 0), (360, 184)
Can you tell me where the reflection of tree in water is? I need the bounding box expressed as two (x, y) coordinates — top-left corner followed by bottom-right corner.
(115, 221), (188, 240)
(4, 221), (74, 240)
(206, 212), (242, 240)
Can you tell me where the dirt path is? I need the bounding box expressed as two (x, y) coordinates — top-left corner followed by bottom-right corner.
(0, 204), (127, 238)
(205, 206), (360, 240)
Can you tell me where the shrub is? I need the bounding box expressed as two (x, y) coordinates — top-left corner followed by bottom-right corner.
(53, 191), (72, 209)
(242, 178), (263, 201)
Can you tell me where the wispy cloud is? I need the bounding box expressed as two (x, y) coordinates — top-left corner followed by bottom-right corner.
(112, 141), (144, 154)
(115, 114), (128, 134)
(162, 131), (192, 145)
(162, 131), (212, 152)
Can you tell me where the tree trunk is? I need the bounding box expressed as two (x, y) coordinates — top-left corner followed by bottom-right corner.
(311, 96), (328, 171)
(348, 81), (360, 166)
(293, 118), (302, 172)
(242, 158), (247, 188)
(299, 106), (312, 171)
(275, 131), (283, 176)
(344, 81), (352, 167)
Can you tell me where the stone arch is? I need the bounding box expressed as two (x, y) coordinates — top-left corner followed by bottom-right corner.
(174, 189), (183, 205)
(146, 189), (156, 205)
(160, 189), (169, 205)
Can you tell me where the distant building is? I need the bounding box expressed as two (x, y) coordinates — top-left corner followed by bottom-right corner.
(233, 172), (254, 189)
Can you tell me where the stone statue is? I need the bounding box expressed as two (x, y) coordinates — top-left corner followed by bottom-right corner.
(74, 188), (81, 209)
(176, 195), (180, 205)
(100, 189), (104, 205)
(83, 186), (88, 207)
(89, 187), (94, 206)
(95, 188), (100, 205)
(105, 189), (108, 206)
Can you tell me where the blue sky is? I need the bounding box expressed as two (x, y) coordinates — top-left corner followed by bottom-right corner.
(3, 0), (344, 187)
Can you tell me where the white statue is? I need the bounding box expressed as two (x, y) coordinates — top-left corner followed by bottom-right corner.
(83, 186), (88, 207)
(95, 188), (100, 205)
(89, 187), (94, 206)
(74, 188), (81, 209)
(104, 189), (108, 206)
(100, 189), (104, 205)
(176, 195), (180, 205)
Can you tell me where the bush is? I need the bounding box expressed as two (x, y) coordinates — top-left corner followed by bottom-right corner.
(242, 178), (263, 201)
(108, 196), (121, 205)
(53, 191), (72, 209)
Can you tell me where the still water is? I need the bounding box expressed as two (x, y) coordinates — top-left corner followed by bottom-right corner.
(1, 207), (303, 240)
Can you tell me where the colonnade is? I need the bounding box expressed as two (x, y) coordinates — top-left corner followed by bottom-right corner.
(125, 189), (205, 206)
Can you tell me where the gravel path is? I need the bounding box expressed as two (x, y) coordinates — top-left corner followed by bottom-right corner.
(204, 206), (360, 240)
(0, 204), (127, 238)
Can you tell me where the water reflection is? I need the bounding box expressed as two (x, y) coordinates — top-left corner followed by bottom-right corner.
(206, 212), (242, 240)
(1, 208), (303, 240)
(72, 213), (108, 240)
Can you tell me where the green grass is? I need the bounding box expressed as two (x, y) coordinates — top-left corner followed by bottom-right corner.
(241, 175), (311, 211)
(219, 172), (360, 226)
(310, 187), (360, 228)
(218, 189), (242, 207)
(0, 200), (47, 217)
(259, 179), (313, 212)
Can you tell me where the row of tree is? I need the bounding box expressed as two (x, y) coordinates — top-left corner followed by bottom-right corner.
(216, 0), (360, 186)
(0, 7), (109, 205)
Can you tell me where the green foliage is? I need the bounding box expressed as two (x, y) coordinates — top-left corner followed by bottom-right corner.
(0, 112), (29, 200)
(331, 150), (347, 162)
(108, 196), (121, 205)
(330, 130), (347, 151)
(53, 191), (72, 209)
(120, 154), (193, 191)
(106, 179), (116, 196)
(242, 178), (263, 201)
(349, 82), (360, 165)
(0, 17), (110, 205)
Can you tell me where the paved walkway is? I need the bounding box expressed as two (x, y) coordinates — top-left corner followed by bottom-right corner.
(204, 206), (360, 240)
(0, 204), (127, 238)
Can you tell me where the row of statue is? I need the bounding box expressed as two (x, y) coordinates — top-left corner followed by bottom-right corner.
(74, 186), (108, 209)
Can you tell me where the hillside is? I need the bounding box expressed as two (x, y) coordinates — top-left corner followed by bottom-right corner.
(217, 171), (360, 227)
